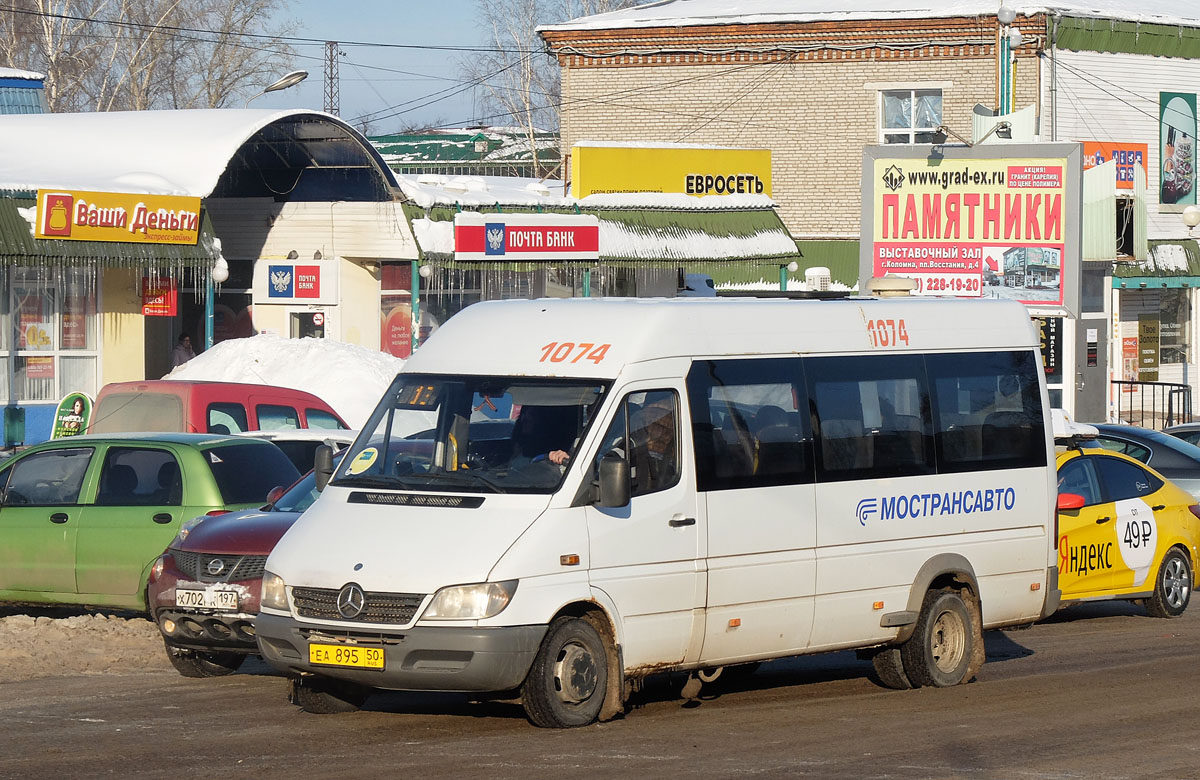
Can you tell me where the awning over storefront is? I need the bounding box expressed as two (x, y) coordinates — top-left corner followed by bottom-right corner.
(1112, 239), (1200, 287)
(0, 109), (397, 202)
(0, 195), (218, 270)
(399, 177), (800, 269)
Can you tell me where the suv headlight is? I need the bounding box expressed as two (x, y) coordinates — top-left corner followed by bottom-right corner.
(423, 580), (517, 620)
(170, 516), (206, 548)
(261, 571), (288, 611)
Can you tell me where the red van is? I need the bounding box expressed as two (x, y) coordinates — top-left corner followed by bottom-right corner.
(88, 380), (348, 435)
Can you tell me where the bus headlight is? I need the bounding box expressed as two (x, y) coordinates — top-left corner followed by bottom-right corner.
(260, 571), (288, 611)
(423, 580), (517, 620)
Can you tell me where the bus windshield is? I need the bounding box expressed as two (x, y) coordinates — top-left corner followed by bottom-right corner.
(332, 374), (609, 494)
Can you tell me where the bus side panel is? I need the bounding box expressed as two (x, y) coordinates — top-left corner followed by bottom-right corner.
(809, 468), (1052, 647)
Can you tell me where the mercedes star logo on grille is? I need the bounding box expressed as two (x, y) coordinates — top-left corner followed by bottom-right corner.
(206, 558), (225, 576)
(336, 583), (366, 619)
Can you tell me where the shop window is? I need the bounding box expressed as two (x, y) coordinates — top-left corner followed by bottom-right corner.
(880, 89), (942, 144)
(381, 261), (414, 359)
(0, 266), (98, 403)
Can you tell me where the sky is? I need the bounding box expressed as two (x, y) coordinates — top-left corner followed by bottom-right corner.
(249, 0), (509, 135)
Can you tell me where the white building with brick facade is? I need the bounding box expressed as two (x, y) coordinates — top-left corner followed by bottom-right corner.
(541, 0), (1200, 423)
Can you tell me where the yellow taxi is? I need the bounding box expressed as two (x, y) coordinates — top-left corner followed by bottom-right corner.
(1054, 412), (1198, 617)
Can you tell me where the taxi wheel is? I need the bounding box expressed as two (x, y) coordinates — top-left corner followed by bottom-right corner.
(870, 647), (915, 690)
(900, 588), (974, 688)
(288, 675), (369, 714)
(164, 641), (243, 678)
(522, 616), (608, 728)
(1147, 548), (1192, 619)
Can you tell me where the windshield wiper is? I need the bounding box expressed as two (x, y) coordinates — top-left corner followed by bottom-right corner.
(331, 475), (404, 489)
(410, 470), (508, 494)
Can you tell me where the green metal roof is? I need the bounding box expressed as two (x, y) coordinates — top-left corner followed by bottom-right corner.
(0, 195), (218, 270)
(371, 129), (560, 166)
(1111, 239), (1200, 282)
(402, 201), (801, 267)
(1054, 17), (1200, 59)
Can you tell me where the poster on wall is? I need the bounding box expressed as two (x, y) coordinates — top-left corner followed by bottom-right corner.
(861, 145), (1079, 313)
(1081, 141), (1148, 190)
(1159, 92), (1197, 206)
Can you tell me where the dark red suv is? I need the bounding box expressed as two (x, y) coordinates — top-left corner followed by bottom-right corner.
(147, 466), (323, 677)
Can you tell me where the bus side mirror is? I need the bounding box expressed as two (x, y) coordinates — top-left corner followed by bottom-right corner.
(314, 444), (335, 493)
(1056, 492), (1085, 510)
(597, 452), (630, 507)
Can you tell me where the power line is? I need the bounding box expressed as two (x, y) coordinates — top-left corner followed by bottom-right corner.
(0, 4), (527, 53)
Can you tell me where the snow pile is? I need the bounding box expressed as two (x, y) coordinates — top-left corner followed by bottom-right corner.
(0, 612), (167, 679)
(166, 334), (403, 429)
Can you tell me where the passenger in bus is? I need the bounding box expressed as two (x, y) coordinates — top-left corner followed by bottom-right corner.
(630, 397), (679, 492)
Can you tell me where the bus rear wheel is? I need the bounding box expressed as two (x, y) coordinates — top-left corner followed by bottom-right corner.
(901, 588), (974, 688)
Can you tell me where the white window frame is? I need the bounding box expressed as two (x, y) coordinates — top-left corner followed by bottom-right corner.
(0, 265), (100, 403)
(878, 88), (944, 145)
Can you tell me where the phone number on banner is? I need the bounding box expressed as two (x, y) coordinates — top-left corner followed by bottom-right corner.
(906, 273), (983, 297)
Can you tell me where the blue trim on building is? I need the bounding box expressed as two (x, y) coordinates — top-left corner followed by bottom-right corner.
(1112, 276), (1200, 289)
(0, 78), (42, 88)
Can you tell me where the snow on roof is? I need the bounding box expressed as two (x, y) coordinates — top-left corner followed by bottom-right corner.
(538, 0), (1200, 33)
(396, 173), (777, 211)
(0, 108), (365, 197)
(0, 67), (44, 81)
(165, 333), (403, 429)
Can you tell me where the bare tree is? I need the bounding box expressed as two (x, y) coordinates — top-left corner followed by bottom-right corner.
(459, 0), (634, 172)
(0, 0), (298, 112)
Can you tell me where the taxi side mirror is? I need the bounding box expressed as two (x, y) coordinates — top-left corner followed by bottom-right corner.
(314, 444), (335, 493)
(1057, 492), (1086, 510)
(597, 452), (630, 508)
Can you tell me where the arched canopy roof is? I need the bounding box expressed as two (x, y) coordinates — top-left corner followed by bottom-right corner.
(0, 108), (397, 201)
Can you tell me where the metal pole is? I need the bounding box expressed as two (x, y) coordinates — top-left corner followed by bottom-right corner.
(779, 265), (787, 292)
(583, 268), (591, 298)
(204, 272), (214, 350)
(411, 260), (421, 354)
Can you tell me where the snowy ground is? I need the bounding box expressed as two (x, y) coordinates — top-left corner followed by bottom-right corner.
(0, 608), (169, 680)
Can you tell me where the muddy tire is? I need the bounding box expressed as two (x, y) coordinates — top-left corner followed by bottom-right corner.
(288, 676), (369, 714)
(870, 647), (915, 690)
(900, 589), (974, 688)
(522, 616), (608, 728)
(164, 641), (243, 678)
(1147, 548), (1192, 619)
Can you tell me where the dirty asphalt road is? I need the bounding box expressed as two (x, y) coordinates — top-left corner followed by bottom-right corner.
(1, 600), (1197, 780)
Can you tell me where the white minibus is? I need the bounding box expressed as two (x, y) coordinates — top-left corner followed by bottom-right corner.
(256, 296), (1060, 727)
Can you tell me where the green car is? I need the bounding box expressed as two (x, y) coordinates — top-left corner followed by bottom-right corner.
(0, 433), (300, 612)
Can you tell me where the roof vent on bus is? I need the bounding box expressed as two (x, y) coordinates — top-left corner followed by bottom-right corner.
(805, 266), (830, 291)
(866, 275), (918, 298)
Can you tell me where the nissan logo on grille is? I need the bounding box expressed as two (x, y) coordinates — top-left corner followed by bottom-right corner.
(336, 583), (366, 619)
(206, 558), (225, 576)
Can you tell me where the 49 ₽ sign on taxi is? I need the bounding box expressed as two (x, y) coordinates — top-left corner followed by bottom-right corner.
(36, 189), (201, 245)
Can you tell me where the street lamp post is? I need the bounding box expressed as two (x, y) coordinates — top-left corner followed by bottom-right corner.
(779, 261), (799, 292)
(205, 257), (229, 351)
(997, 5), (1025, 116)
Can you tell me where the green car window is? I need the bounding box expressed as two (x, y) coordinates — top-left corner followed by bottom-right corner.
(2, 448), (93, 506)
(95, 447), (183, 507)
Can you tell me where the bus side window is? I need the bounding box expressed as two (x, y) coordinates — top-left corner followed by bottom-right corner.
(807, 354), (934, 482)
(927, 351), (1046, 472)
(686, 358), (813, 491)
